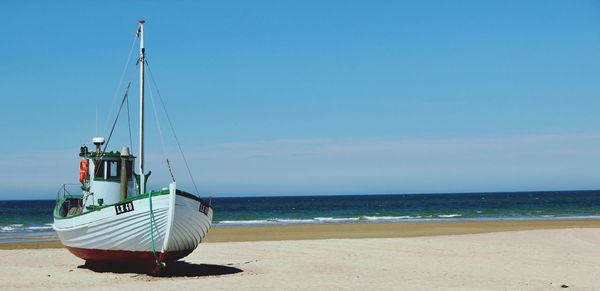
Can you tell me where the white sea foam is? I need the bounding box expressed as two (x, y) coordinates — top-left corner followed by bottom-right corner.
(218, 220), (279, 225)
(0, 223), (55, 232)
(277, 219), (320, 224)
(437, 214), (462, 218)
(0, 224), (24, 232)
(361, 216), (415, 221)
(213, 213), (600, 226)
(218, 217), (363, 225)
(216, 215), (454, 226)
(26, 226), (53, 230)
(314, 217), (360, 223)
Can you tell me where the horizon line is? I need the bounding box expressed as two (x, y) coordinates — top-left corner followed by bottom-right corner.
(2, 187), (599, 201)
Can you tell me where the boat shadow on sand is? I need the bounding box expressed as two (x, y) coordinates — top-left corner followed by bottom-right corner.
(78, 260), (243, 277)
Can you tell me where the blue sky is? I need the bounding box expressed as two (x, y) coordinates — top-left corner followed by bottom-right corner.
(1, 1), (600, 199)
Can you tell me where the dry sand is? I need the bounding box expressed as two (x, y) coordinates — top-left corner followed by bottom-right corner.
(1, 222), (600, 290)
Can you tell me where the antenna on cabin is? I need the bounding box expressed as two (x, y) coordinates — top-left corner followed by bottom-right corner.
(95, 104), (99, 136)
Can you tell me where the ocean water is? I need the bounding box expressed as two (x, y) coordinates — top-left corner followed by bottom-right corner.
(2, 190), (600, 242)
(0, 200), (56, 243)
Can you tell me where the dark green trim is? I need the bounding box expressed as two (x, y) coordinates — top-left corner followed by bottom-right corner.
(92, 177), (124, 182)
(83, 151), (124, 158)
(121, 189), (169, 204)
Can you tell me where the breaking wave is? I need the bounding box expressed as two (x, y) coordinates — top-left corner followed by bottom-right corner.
(216, 214), (468, 226)
(437, 214), (462, 218)
(0, 223), (53, 233)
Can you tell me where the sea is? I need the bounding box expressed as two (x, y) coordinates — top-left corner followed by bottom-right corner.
(2, 190), (600, 243)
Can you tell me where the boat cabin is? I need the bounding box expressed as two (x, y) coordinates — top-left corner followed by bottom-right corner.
(56, 137), (141, 217)
(80, 137), (137, 210)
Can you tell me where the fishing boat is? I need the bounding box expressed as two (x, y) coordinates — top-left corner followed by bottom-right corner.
(53, 20), (213, 273)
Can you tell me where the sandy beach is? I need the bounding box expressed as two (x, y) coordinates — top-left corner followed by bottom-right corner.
(1, 220), (600, 290)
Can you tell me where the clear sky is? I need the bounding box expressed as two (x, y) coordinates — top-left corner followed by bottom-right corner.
(1, 0), (600, 199)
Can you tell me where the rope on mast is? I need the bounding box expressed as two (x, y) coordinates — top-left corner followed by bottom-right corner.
(102, 33), (138, 136)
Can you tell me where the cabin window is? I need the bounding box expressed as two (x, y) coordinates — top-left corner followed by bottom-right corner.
(106, 161), (120, 179)
(93, 160), (104, 178)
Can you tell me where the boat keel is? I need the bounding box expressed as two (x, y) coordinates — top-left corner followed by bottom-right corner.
(67, 246), (194, 272)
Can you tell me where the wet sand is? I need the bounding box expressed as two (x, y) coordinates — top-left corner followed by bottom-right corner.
(204, 219), (600, 242)
(2, 219), (600, 249)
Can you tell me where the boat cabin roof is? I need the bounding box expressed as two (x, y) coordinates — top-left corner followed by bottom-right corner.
(82, 151), (136, 159)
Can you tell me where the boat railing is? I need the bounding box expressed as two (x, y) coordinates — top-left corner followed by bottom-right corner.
(56, 183), (83, 204)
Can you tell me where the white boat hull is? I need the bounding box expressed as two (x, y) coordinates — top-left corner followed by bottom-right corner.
(53, 183), (212, 266)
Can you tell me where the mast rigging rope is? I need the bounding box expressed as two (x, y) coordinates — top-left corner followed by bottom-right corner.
(145, 60), (201, 197)
(91, 82), (132, 179)
(103, 33), (138, 136)
(147, 77), (175, 182)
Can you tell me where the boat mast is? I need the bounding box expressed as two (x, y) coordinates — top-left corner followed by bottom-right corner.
(138, 20), (146, 194)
